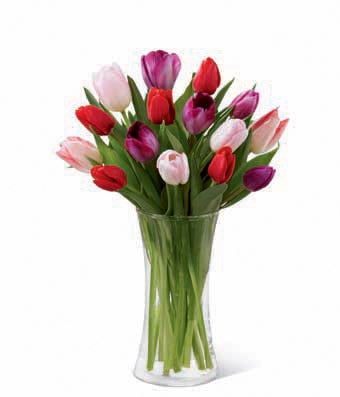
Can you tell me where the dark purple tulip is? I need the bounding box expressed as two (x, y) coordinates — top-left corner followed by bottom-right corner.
(182, 93), (215, 135)
(231, 89), (259, 119)
(243, 166), (276, 192)
(125, 121), (159, 163)
(141, 50), (181, 90)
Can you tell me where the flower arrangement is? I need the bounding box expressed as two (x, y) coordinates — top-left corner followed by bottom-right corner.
(58, 50), (288, 386)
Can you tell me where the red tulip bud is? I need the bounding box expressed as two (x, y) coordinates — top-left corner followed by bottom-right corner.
(147, 88), (175, 125)
(90, 165), (127, 191)
(193, 57), (221, 95)
(208, 146), (236, 184)
(75, 105), (115, 136)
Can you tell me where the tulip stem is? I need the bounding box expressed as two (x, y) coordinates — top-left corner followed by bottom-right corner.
(222, 185), (246, 207)
(121, 111), (130, 127)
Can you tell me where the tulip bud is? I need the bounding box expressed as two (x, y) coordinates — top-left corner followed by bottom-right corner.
(210, 118), (248, 152)
(141, 50), (181, 90)
(193, 57), (221, 95)
(251, 108), (289, 154)
(57, 137), (103, 173)
(208, 146), (236, 184)
(147, 88), (175, 125)
(157, 150), (189, 186)
(75, 105), (115, 136)
(182, 93), (215, 135)
(93, 63), (131, 112)
(124, 122), (159, 163)
(230, 89), (259, 119)
(243, 166), (276, 191)
(90, 165), (127, 192)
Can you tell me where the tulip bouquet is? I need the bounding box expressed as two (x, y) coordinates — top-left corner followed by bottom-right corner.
(58, 50), (288, 385)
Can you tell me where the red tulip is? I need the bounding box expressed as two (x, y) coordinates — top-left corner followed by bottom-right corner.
(208, 146), (236, 184)
(147, 88), (175, 125)
(193, 57), (221, 95)
(90, 165), (127, 191)
(75, 105), (115, 136)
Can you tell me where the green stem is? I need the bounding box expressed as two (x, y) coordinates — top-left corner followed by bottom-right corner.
(121, 110), (130, 127)
(192, 326), (206, 370)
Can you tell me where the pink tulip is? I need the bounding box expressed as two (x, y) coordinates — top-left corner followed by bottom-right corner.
(156, 150), (189, 186)
(93, 63), (131, 112)
(210, 119), (248, 152)
(57, 137), (102, 172)
(251, 109), (289, 154)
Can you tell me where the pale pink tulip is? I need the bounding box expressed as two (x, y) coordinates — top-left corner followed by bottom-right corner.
(210, 119), (248, 152)
(251, 109), (289, 154)
(57, 137), (102, 172)
(156, 150), (189, 186)
(93, 63), (131, 112)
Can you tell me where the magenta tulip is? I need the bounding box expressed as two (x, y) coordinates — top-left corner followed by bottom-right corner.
(141, 50), (181, 90)
(231, 89), (259, 119)
(182, 93), (215, 135)
(125, 121), (159, 163)
(243, 166), (276, 192)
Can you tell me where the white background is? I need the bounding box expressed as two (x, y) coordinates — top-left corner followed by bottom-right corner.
(0, 0), (339, 396)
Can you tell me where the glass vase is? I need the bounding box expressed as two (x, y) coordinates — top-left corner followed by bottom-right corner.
(134, 210), (219, 387)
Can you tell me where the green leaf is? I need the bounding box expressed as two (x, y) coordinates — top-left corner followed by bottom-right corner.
(127, 76), (148, 123)
(189, 155), (203, 206)
(84, 87), (100, 107)
(223, 190), (251, 208)
(175, 74), (194, 112)
(166, 126), (185, 152)
(120, 189), (162, 214)
(191, 184), (228, 215)
(91, 129), (116, 164)
(214, 78), (235, 109)
(234, 130), (253, 168)
(158, 122), (170, 152)
(224, 146), (279, 201)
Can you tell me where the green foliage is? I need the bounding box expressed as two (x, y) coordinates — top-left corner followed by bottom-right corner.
(191, 184), (228, 215)
(214, 78), (235, 109)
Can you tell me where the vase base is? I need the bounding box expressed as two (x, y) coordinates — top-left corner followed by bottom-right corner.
(133, 358), (217, 387)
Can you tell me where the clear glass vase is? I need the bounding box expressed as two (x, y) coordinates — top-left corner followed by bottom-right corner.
(134, 210), (219, 387)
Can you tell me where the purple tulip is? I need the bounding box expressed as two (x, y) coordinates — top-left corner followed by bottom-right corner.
(231, 89), (259, 119)
(243, 166), (276, 192)
(125, 121), (159, 163)
(141, 50), (181, 90)
(182, 93), (215, 135)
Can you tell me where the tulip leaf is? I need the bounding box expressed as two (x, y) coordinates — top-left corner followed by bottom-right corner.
(191, 184), (228, 215)
(214, 78), (235, 109)
(189, 155), (203, 205)
(175, 74), (194, 112)
(223, 146), (279, 202)
(166, 127), (186, 153)
(91, 129), (116, 164)
(158, 122), (170, 152)
(127, 76), (148, 123)
(84, 87), (100, 107)
(234, 130), (253, 167)
(120, 189), (162, 214)
(223, 190), (251, 208)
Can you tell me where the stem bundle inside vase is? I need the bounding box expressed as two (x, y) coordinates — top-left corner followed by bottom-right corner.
(139, 211), (218, 374)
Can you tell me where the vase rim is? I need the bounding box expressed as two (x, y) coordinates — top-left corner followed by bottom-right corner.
(136, 208), (220, 221)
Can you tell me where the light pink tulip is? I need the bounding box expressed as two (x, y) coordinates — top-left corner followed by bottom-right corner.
(93, 63), (131, 112)
(251, 109), (289, 154)
(210, 119), (248, 152)
(57, 137), (103, 172)
(157, 150), (189, 186)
